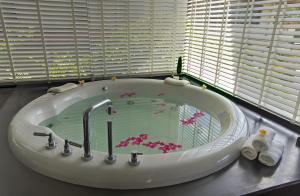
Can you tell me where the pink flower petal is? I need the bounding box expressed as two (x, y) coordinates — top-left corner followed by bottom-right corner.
(164, 146), (170, 150)
(170, 145), (177, 150)
(120, 141), (129, 145)
(127, 92), (136, 97)
(135, 138), (143, 142)
(126, 137), (136, 141)
(139, 133), (148, 139)
(132, 141), (141, 145)
(193, 111), (205, 117)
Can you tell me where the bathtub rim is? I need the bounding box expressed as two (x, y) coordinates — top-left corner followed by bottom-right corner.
(8, 78), (249, 189)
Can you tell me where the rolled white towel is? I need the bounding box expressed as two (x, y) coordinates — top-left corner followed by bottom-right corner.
(241, 135), (258, 160)
(47, 83), (78, 94)
(252, 127), (276, 151)
(258, 140), (284, 167)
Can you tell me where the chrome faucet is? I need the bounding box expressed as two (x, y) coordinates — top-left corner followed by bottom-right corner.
(128, 151), (143, 166)
(105, 105), (116, 164)
(33, 132), (56, 149)
(82, 99), (116, 163)
(62, 139), (82, 156)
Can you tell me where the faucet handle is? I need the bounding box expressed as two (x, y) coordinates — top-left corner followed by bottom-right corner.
(33, 132), (56, 149)
(68, 140), (82, 148)
(62, 139), (82, 156)
(128, 151), (143, 166)
(33, 132), (49, 137)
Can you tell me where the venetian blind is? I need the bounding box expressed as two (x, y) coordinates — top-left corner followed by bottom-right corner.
(0, 0), (187, 83)
(184, 0), (300, 124)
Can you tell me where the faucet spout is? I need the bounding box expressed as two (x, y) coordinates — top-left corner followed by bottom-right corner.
(82, 99), (112, 161)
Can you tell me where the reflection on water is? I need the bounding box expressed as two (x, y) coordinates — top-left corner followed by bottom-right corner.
(40, 96), (222, 154)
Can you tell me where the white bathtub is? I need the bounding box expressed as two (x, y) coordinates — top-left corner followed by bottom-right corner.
(8, 78), (248, 189)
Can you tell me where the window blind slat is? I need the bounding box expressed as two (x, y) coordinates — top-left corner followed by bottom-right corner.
(0, 0), (187, 82)
(0, 7), (14, 82)
(185, 0), (300, 124)
(1, 0), (47, 81)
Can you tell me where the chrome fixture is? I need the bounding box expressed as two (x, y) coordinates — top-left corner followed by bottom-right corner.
(62, 139), (82, 156)
(104, 105), (116, 164)
(33, 132), (56, 149)
(82, 99), (115, 163)
(102, 86), (108, 91)
(128, 151), (143, 166)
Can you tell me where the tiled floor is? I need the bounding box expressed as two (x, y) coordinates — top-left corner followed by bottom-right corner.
(1, 83), (300, 196)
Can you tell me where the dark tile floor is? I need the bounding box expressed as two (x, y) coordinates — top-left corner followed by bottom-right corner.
(1, 83), (300, 196)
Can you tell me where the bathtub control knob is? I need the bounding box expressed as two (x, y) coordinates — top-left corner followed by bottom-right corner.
(102, 86), (108, 91)
(62, 139), (82, 156)
(47, 133), (56, 149)
(129, 151), (143, 166)
(33, 132), (56, 150)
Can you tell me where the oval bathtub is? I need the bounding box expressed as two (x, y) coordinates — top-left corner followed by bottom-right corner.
(8, 78), (249, 189)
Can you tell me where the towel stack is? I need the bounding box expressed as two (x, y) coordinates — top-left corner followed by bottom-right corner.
(241, 127), (284, 166)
